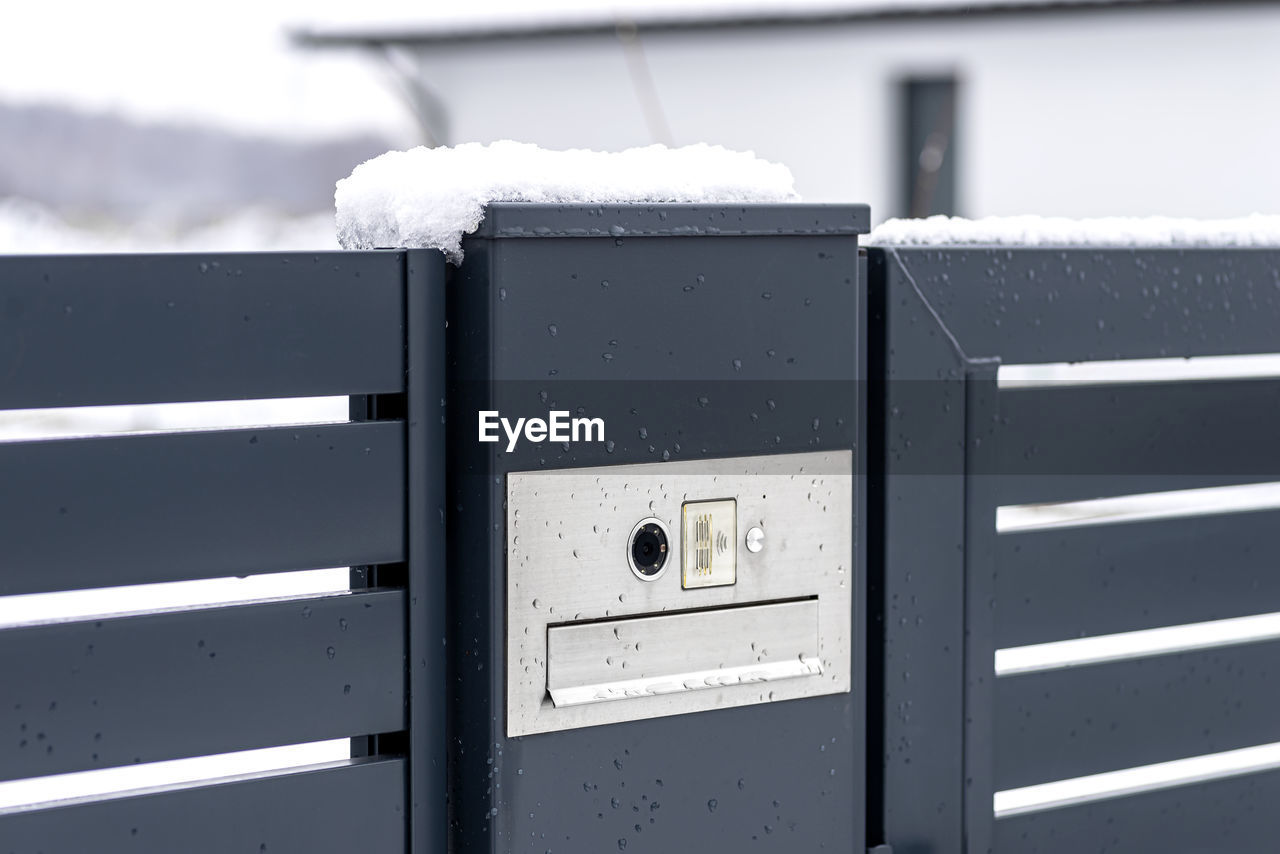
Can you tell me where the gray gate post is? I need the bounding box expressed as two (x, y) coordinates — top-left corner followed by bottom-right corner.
(444, 203), (869, 853)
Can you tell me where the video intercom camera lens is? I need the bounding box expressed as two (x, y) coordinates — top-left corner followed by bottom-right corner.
(628, 518), (669, 580)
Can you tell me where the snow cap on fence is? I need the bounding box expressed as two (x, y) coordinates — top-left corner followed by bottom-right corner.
(334, 141), (799, 263)
(866, 214), (1280, 247)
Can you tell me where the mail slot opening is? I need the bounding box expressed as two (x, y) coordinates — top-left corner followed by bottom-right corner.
(545, 599), (822, 708)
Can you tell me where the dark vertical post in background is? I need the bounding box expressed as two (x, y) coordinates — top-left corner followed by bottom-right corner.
(405, 248), (449, 854)
(901, 77), (959, 219)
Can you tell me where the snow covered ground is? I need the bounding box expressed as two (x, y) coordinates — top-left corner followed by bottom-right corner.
(0, 197), (339, 255)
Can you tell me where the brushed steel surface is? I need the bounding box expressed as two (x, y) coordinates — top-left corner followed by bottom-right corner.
(546, 600), (821, 707)
(507, 450), (853, 736)
(550, 659), (823, 708)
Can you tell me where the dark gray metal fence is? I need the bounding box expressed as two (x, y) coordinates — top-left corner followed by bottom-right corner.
(4, 216), (1280, 854)
(0, 250), (447, 854)
(869, 246), (1280, 854)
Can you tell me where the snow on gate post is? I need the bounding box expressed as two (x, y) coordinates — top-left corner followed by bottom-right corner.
(338, 142), (870, 854)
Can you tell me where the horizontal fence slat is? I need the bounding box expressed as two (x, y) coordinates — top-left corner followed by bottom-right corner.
(0, 252), (406, 410)
(0, 420), (404, 594)
(996, 765), (1280, 854)
(996, 473), (1280, 508)
(881, 247), (1280, 364)
(0, 757), (405, 854)
(994, 379), (1280, 506)
(997, 509), (1280, 648)
(995, 639), (1280, 790)
(1000, 379), (1280, 477)
(0, 590), (405, 781)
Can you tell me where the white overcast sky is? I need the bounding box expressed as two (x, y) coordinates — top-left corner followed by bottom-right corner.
(0, 1), (430, 140)
(0, 0), (732, 141)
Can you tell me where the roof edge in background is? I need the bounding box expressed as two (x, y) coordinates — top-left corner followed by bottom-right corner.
(292, 0), (1273, 48)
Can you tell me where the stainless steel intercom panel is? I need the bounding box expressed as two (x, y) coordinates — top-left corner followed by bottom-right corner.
(506, 450), (854, 736)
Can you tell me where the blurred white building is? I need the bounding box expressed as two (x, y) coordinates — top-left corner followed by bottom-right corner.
(296, 0), (1280, 222)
